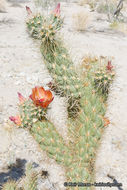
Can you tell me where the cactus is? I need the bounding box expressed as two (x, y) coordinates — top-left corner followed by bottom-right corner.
(66, 74), (106, 187)
(14, 6), (115, 189)
(2, 164), (38, 190)
(19, 99), (47, 128)
(31, 120), (73, 166)
(26, 8), (63, 40)
(40, 40), (85, 117)
(94, 61), (115, 99)
(10, 87), (54, 128)
(26, 7), (84, 116)
(80, 56), (115, 101)
(26, 13), (44, 39)
(23, 163), (38, 190)
(2, 181), (18, 190)
(10, 89), (107, 190)
(10, 99), (47, 128)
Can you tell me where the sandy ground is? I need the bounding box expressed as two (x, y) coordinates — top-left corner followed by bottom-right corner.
(0, 0), (127, 190)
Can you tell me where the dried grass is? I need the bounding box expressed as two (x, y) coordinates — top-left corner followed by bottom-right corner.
(0, 0), (6, 13)
(72, 10), (91, 31)
(97, 0), (117, 14)
(78, 0), (97, 9)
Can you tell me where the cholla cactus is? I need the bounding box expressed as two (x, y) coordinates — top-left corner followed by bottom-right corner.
(31, 120), (73, 166)
(80, 54), (99, 71)
(40, 20), (58, 53)
(19, 99), (47, 128)
(2, 164), (38, 190)
(26, 13), (44, 39)
(41, 39), (85, 117)
(21, 6), (114, 189)
(2, 181), (18, 190)
(80, 56), (115, 100)
(9, 87), (54, 128)
(23, 163), (38, 190)
(94, 61), (115, 99)
(26, 4), (63, 40)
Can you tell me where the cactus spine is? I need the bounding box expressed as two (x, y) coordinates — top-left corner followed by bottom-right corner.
(19, 99), (47, 128)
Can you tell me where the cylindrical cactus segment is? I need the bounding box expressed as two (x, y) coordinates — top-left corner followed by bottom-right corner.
(41, 40), (85, 117)
(26, 14), (44, 38)
(19, 99), (47, 128)
(31, 121), (73, 166)
(26, 12), (63, 40)
(23, 163), (38, 190)
(94, 68), (115, 99)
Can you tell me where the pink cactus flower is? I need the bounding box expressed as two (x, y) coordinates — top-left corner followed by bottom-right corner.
(53, 3), (60, 17)
(26, 6), (32, 15)
(9, 115), (22, 126)
(18, 92), (26, 104)
(106, 61), (113, 71)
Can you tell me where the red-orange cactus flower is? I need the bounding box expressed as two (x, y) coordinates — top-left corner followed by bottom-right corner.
(53, 3), (60, 17)
(29, 86), (54, 108)
(18, 92), (26, 104)
(26, 6), (32, 15)
(9, 115), (21, 126)
(106, 61), (113, 71)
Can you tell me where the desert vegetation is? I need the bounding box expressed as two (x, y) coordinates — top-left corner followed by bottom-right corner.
(0, 0), (127, 189)
(0, 0), (7, 13)
(72, 10), (91, 31)
(5, 2), (115, 189)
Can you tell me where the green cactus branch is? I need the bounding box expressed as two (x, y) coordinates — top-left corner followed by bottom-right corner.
(24, 9), (114, 189)
(23, 163), (38, 190)
(30, 120), (73, 166)
(19, 99), (47, 128)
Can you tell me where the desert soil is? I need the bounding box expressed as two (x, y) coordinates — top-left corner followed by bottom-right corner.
(0, 0), (127, 190)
